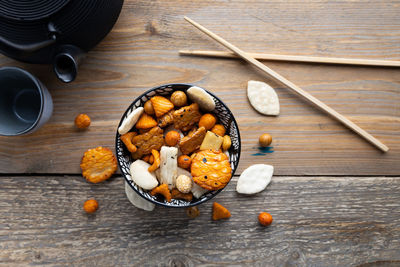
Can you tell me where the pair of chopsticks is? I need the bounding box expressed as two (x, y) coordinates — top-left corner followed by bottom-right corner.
(183, 16), (389, 152)
(180, 50), (400, 67)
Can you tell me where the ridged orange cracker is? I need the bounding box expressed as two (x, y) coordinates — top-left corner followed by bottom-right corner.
(135, 113), (157, 129)
(150, 96), (174, 117)
(80, 147), (117, 183)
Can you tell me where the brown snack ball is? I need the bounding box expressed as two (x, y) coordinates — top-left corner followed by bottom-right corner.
(177, 155), (192, 169)
(75, 114), (91, 129)
(83, 199), (98, 214)
(259, 133), (272, 147)
(170, 91), (187, 107)
(198, 113), (217, 130)
(165, 130), (181, 146)
(211, 124), (225, 137)
(144, 100), (155, 115)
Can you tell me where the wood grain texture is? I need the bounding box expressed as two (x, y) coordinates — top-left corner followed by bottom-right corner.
(0, 175), (399, 266)
(0, 0), (399, 174)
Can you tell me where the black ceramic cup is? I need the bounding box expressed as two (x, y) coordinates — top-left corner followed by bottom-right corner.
(0, 67), (53, 136)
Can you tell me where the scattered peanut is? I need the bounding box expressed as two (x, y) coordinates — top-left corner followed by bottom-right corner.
(259, 133), (272, 147)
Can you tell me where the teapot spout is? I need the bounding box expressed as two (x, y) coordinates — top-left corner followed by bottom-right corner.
(53, 45), (85, 83)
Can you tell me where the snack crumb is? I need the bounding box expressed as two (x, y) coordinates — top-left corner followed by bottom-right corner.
(83, 199), (98, 214)
(75, 114), (91, 129)
(186, 206), (200, 219)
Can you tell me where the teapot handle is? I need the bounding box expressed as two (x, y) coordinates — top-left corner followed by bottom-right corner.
(0, 21), (57, 53)
(0, 36), (56, 53)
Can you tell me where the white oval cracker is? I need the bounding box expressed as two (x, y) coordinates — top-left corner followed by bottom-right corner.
(130, 160), (159, 190)
(236, 164), (273, 194)
(187, 86), (215, 111)
(118, 107), (144, 135)
(125, 181), (155, 211)
(247, 80), (279, 116)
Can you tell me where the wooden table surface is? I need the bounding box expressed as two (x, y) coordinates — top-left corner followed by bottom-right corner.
(1, 0), (399, 266)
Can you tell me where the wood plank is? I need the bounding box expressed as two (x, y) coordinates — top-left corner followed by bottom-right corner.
(0, 175), (399, 266)
(0, 0), (399, 174)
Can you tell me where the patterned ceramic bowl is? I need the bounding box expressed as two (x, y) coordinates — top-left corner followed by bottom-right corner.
(116, 84), (241, 207)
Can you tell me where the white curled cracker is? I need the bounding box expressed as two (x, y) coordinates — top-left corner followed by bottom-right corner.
(236, 164), (273, 194)
(118, 107), (144, 135)
(160, 146), (178, 189)
(191, 183), (209, 199)
(125, 181), (155, 211)
(177, 167), (191, 177)
(130, 160), (159, 190)
(247, 80), (279, 116)
(187, 86), (215, 112)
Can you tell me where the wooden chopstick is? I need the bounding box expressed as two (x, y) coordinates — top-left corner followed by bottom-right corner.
(184, 16), (389, 152)
(179, 50), (400, 67)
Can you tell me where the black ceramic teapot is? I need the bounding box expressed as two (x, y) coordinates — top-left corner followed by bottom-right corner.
(0, 0), (124, 82)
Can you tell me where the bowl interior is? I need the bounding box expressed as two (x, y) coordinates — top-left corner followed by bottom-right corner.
(116, 84), (241, 207)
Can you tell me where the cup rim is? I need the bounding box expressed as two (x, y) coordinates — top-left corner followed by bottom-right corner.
(115, 83), (241, 208)
(0, 66), (45, 136)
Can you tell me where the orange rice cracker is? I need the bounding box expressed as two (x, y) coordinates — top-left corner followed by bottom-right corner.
(191, 149), (232, 190)
(80, 147), (117, 183)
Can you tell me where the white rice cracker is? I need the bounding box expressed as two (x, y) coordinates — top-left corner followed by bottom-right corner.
(247, 80), (279, 116)
(118, 107), (144, 135)
(236, 164), (273, 194)
(125, 181), (155, 211)
(130, 160), (159, 190)
(187, 86), (215, 112)
(160, 146), (178, 189)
